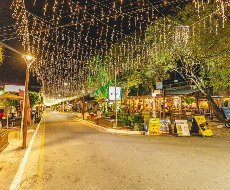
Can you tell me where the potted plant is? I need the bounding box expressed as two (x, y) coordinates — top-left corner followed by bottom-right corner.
(183, 97), (195, 111)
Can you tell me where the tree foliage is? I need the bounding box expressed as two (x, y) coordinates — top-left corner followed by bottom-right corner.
(146, 2), (230, 121)
(183, 97), (195, 107)
(28, 91), (40, 108)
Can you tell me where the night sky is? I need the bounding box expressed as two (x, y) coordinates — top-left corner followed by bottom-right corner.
(0, 0), (40, 90)
(0, 0), (188, 92)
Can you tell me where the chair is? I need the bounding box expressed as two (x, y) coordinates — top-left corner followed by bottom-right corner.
(1, 119), (7, 127)
(15, 118), (22, 126)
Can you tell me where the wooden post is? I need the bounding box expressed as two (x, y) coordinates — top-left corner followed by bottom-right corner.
(82, 95), (85, 120)
(133, 98), (135, 112)
(23, 69), (29, 149)
(196, 92), (199, 112)
(179, 95), (182, 112)
(163, 89), (166, 118)
(142, 98), (145, 111)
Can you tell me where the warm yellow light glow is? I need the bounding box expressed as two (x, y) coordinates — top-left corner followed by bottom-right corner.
(26, 55), (33, 60)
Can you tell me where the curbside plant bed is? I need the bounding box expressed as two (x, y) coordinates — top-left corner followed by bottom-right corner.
(75, 117), (145, 135)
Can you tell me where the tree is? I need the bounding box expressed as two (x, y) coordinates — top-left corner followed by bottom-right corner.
(146, 3), (230, 122)
(28, 91), (40, 108)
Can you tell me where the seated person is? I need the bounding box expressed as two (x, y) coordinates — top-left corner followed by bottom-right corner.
(97, 109), (102, 118)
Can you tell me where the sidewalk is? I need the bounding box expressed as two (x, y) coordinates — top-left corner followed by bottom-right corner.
(0, 124), (39, 190)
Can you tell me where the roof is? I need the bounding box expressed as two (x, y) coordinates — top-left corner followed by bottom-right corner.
(166, 87), (199, 95)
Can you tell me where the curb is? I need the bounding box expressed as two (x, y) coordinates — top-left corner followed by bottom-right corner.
(76, 118), (145, 135)
(9, 117), (43, 190)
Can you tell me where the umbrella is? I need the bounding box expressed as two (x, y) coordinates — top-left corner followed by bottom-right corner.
(0, 93), (24, 101)
(0, 93), (23, 129)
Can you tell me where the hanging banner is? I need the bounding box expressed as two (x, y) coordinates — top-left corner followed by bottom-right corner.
(160, 119), (171, 133)
(149, 118), (161, 135)
(19, 89), (31, 123)
(194, 116), (213, 136)
(175, 120), (190, 136)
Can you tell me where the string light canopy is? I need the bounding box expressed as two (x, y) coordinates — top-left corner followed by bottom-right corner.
(7, 0), (230, 102)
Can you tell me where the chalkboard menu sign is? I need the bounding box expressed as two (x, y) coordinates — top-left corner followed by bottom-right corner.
(222, 107), (230, 119)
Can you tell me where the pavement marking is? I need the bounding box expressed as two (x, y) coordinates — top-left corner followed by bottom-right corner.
(36, 115), (46, 190)
(9, 122), (41, 190)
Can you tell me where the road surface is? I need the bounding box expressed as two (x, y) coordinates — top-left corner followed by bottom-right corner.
(18, 110), (230, 190)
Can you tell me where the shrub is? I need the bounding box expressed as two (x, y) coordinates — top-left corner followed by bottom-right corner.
(118, 113), (144, 130)
(34, 116), (41, 123)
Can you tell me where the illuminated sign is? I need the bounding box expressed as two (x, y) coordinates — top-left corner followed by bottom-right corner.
(109, 86), (121, 101)
(4, 85), (25, 92)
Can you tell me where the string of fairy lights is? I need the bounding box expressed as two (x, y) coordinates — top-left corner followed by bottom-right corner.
(3, 0), (230, 103)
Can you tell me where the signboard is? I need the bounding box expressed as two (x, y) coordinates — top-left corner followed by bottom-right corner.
(108, 86), (121, 101)
(156, 82), (163, 90)
(154, 90), (161, 94)
(194, 116), (213, 136)
(160, 119), (171, 133)
(222, 107), (230, 119)
(175, 120), (190, 136)
(149, 118), (161, 135)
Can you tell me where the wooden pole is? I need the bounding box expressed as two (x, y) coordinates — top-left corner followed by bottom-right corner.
(23, 69), (29, 149)
(133, 98), (135, 112)
(196, 92), (199, 112)
(83, 95), (85, 120)
(179, 95), (182, 112)
(142, 98), (144, 111)
(163, 89), (166, 118)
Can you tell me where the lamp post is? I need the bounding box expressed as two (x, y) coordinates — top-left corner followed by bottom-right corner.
(22, 55), (34, 149)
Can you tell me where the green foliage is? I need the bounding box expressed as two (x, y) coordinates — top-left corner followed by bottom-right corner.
(145, 2), (228, 121)
(146, 2), (230, 93)
(34, 115), (41, 123)
(1, 91), (20, 107)
(28, 91), (40, 108)
(95, 80), (114, 100)
(183, 97), (195, 107)
(118, 113), (144, 130)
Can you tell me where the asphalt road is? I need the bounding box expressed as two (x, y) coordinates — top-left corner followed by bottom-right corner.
(18, 110), (230, 190)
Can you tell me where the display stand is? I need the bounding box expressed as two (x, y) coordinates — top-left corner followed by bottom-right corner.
(174, 120), (190, 136)
(191, 116), (213, 137)
(160, 119), (172, 134)
(149, 118), (161, 135)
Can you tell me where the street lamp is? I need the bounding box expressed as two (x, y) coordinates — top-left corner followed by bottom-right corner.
(22, 55), (35, 149)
